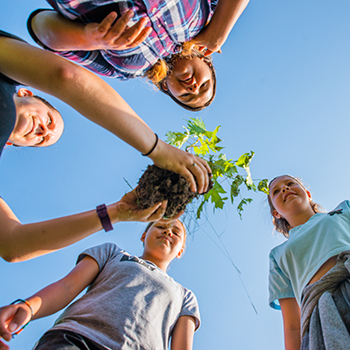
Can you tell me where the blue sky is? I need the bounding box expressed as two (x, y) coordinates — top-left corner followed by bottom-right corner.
(1, 0), (350, 349)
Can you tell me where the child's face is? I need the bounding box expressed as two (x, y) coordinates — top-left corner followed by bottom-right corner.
(163, 57), (213, 109)
(141, 220), (185, 262)
(269, 176), (312, 221)
(10, 88), (64, 147)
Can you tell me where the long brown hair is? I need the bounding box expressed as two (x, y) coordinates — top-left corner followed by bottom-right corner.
(267, 175), (324, 238)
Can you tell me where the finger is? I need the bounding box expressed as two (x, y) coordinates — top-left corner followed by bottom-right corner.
(98, 11), (118, 34)
(195, 156), (212, 176)
(126, 26), (152, 48)
(160, 210), (184, 222)
(195, 161), (209, 193)
(0, 340), (9, 350)
(197, 46), (206, 51)
(147, 200), (167, 221)
(106, 10), (135, 41)
(115, 18), (148, 48)
(182, 167), (197, 193)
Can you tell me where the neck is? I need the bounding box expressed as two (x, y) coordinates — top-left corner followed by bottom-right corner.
(287, 207), (316, 229)
(140, 252), (170, 272)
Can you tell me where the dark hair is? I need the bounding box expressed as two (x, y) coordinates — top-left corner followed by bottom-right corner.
(146, 46), (217, 112)
(267, 175), (324, 238)
(33, 95), (59, 113)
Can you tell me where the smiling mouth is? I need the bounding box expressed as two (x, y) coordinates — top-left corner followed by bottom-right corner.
(284, 193), (296, 201)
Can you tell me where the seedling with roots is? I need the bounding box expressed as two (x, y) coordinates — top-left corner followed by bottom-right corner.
(166, 118), (269, 219)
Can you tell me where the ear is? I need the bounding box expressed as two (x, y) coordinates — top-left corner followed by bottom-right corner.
(272, 210), (282, 219)
(140, 232), (146, 243)
(306, 190), (312, 199)
(176, 247), (184, 259)
(161, 80), (168, 91)
(17, 88), (33, 97)
(6, 142), (13, 146)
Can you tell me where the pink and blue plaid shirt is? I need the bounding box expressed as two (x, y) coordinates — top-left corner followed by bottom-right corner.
(42, 0), (218, 79)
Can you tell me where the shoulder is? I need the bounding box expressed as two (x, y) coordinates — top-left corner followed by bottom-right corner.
(77, 243), (125, 268)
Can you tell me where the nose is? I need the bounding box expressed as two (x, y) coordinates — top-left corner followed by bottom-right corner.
(281, 184), (290, 192)
(188, 83), (199, 93)
(34, 121), (53, 137)
(163, 229), (173, 237)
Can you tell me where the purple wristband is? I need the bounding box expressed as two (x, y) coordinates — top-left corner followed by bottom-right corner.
(96, 204), (113, 232)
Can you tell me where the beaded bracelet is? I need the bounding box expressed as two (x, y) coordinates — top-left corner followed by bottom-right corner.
(10, 299), (33, 338)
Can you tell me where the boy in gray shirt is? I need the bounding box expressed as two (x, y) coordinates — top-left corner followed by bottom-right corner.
(0, 220), (200, 350)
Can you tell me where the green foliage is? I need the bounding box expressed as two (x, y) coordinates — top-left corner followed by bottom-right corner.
(166, 118), (269, 219)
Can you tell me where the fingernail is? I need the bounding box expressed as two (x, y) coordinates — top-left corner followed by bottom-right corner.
(8, 323), (17, 332)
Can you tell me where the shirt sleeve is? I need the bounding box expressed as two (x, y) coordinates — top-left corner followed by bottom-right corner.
(77, 243), (123, 272)
(179, 288), (201, 331)
(268, 251), (294, 310)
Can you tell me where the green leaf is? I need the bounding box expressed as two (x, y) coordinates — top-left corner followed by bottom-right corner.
(236, 151), (255, 169)
(196, 200), (206, 219)
(230, 175), (244, 202)
(258, 179), (269, 194)
(237, 198), (253, 219)
(166, 131), (189, 148)
(187, 118), (207, 135)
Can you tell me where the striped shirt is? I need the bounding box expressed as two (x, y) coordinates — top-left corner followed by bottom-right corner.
(42, 0), (218, 79)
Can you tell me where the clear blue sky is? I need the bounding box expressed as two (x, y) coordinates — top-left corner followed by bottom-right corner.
(1, 1), (350, 349)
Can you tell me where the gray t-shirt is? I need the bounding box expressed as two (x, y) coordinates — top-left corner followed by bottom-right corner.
(52, 243), (200, 350)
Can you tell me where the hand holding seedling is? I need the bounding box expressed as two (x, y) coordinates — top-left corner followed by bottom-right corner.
(83, 11), (152, 51)
(148, 139), (211, 194)
(114, 188), (183, 223)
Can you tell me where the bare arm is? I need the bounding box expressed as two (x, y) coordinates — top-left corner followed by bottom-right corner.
(0, 256), (99, 346)
(31, 10), (152, 51)
(280, 298), (301, 350)
(0, 189), (170, 262)
(192, 0), (250, 55)
(170, 316), (196, 350)
(0, 36), (210, 192)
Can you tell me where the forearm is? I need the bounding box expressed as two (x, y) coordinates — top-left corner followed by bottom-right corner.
(32, 10), (92, 51)
(27, 257), (98, 319)
(0, 38), (156, 154)
(0, 198), (126, 263)
(206, 0), (250, 47)
(284, 329), (301, 350)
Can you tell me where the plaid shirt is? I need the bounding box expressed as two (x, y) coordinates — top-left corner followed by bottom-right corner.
(44, 0), (218, 79)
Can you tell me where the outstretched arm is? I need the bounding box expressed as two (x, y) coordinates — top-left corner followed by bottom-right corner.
(0, 256), (99, 349)
(0, 188), (171, 263)
(192, 0), (250, 55)
(280, 298), (301, 350)
(170, 316), (196, 350)
(31, 10), (152, 51)
(0, 36), (210, 192)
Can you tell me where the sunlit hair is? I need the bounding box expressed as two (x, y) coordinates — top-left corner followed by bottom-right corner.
(145, 42), (216, 112)
(267, 175), (324, 238)
(144, 219), (187, 249)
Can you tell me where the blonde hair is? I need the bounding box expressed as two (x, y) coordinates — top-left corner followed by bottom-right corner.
(267, 175), (324, 238)
(145, 42), (216, 111)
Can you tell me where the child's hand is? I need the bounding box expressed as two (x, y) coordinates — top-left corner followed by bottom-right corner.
(190, 28), (224, 56)
(0, 304), (31, 349)
(112, 188), (171, 223)
(84, 11), (152, 51)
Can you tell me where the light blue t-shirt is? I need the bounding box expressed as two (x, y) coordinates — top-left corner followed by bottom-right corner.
(269, 200), (350, 309)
